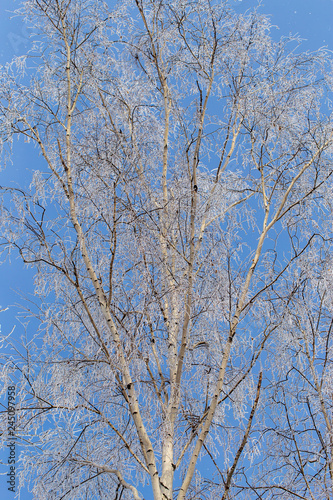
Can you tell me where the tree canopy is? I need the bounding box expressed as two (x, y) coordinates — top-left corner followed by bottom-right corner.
(1, 1), (333, 499)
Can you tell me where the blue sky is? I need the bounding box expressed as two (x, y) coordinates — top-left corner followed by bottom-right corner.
(0, 0), (332, 499)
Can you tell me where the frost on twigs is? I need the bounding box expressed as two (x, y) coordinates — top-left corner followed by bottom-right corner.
(0, 0), (333, 499)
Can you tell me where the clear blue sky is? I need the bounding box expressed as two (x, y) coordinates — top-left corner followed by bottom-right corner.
(0, 1), (332, 498)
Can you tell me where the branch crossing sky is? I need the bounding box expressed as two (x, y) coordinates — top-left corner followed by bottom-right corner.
(0, 1), (332, 499)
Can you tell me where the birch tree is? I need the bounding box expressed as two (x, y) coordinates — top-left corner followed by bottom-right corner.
(0, 0), (333, 498)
